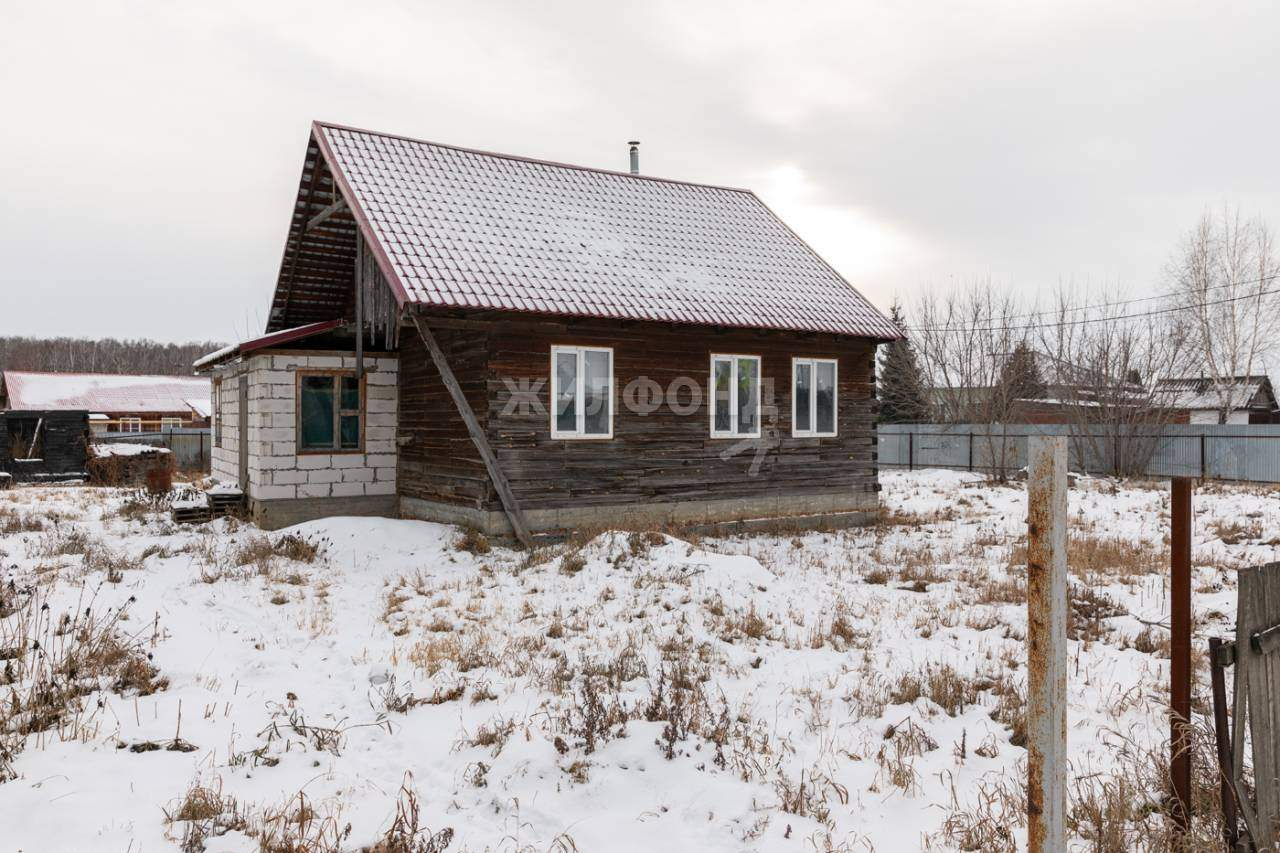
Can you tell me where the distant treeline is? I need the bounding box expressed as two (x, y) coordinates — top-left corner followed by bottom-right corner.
(0, 336), (226, 377)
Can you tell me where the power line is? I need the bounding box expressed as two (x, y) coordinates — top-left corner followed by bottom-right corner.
(904, 280), (1280, 335)
(901, 268), (1280, 333)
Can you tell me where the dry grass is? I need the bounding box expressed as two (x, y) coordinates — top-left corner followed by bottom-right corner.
(1208, 517), (1263, 545)
(888, 663), (981, 717)
(937, 716), (1229, 851)
(559, 552), (587, 575)
(233, 533), (325, 570)
(0, 585), (167, 781)
(453, 528), (490, 555)
(35, 525), (95, 558)
(0, 505), (45, 535)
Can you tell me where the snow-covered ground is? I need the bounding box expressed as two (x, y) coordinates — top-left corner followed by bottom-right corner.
(0, 471), (1276, 852)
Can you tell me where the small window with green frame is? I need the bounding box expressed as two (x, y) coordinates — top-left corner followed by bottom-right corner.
(298, 372), (363, 452)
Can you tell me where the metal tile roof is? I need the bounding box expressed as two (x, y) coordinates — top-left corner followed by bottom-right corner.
(304, 122), (900, 340)
(1, 372), (210, 415)
(193, 320), (345, 370)
(1156, 375), (1275, 411)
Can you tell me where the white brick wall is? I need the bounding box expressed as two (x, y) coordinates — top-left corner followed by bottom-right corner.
(208, 352), (398, 501)
(210, 372), (240, 484)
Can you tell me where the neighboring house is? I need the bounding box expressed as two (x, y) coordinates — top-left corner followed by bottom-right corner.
(1155, 375), (1280, 424)
(929, 350), (1127, 425)
(0, 371), (211, 432)
(195, 121), (901, 538)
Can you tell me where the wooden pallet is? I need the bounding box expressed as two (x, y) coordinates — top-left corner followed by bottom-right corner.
(209, 490), (245, 517)
(171, 504), (212, 524)
(172, 489), (245, 525)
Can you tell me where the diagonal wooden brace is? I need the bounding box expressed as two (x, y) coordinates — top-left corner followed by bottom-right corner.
(409, 313), (533, 548)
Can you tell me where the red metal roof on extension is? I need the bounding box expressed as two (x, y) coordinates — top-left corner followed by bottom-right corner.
(284, 121), (901, 340)
(193, 320), (344, 370)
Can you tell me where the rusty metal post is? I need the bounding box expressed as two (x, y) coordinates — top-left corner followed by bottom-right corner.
(1208, 636), (1239, 849)
(1027, 435), (1068, 853)
(1171, 477), (1194, 837)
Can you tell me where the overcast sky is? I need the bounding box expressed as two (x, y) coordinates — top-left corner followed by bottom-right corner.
(3, 0), (1278, 346)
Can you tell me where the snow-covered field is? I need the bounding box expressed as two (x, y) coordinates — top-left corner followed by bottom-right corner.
(0, 471), (1276, 852)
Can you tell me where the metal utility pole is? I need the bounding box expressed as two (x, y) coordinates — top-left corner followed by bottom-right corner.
(1171, 477), (1194, 837)
(1027, 436), (1068, 853)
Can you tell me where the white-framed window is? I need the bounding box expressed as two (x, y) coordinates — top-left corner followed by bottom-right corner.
(792, 357), (838, 437)
(119, 417), (143, 433)
(710, 354), (761, 438)
(160, 417), (182, 431)
(550, 345), (613, 439)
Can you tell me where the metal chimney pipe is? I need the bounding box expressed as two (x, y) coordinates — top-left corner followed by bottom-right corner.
(628, 140), (640, 175)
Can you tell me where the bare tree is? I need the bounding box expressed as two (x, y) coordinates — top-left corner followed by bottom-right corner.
(1034, 285), (1192, 475)
(0, 336), (224, 377)
(1166, 207), (1280, 423)
(912, 282), (1030, 478)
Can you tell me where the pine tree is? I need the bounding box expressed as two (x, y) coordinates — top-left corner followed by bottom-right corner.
(998, 340), (1048, 404)
(878, 302), (931, 423)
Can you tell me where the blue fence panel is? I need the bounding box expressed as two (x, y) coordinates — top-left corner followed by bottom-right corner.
(878, 423), (1280, 483)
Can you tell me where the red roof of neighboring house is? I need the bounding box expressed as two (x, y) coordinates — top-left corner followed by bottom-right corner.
(1, 371), (210, 415)
(267, 121), (901, 341)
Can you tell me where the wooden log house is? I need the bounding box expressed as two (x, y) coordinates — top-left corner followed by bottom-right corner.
(196, 122), (902, 541)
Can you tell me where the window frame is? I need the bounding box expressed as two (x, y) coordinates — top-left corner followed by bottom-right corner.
(791, 357), (839, 438)
(549, 345), (614, 440)
(119, 417), (143, 433)
(295, 370), (366, 454)
(788, 356), (839, 438)
(709, 353), (762, 439)
(160, 417), (183, 431)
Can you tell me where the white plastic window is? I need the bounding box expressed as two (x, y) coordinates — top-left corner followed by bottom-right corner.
(551, 346), (613, 439)
(710, 354), (761, 438)
(792, 358), (837, 437)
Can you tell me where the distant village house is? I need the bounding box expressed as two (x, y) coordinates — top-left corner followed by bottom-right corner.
(0, 371), (211, 433)
(1155, 375), (1280, 425)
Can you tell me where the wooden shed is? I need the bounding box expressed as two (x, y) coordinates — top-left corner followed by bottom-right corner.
(197, 122), (901, 542)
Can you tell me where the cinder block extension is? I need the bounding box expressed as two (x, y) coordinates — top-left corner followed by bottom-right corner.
(209, 352), (399, 529)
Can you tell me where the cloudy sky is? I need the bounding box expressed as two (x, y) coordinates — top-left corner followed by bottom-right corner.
(3, 0), (1278, 345)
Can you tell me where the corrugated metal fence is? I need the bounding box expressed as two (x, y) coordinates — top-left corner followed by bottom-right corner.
(878, 423), (1280, 483)
(94, 428), (212, 471)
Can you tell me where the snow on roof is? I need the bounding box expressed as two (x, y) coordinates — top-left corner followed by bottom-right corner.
(1155, 375), (1273, 411)
(91, 442), (172, 458)
(193, 319), (344, 370)
(184, 397), (212, 418)
(2, 371), (210, 415)
(269, 122), (902, 340)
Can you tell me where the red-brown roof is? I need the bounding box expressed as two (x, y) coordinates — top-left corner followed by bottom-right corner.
(193, 320), (344, 370)
(1, 371), (209, 415)
(267, 121), (901, 340)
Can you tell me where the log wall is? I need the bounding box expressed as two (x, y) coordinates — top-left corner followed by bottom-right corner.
(396, 325), (493, 507)
(0, 410), (90, 482)
(397, 313), (881, 521)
